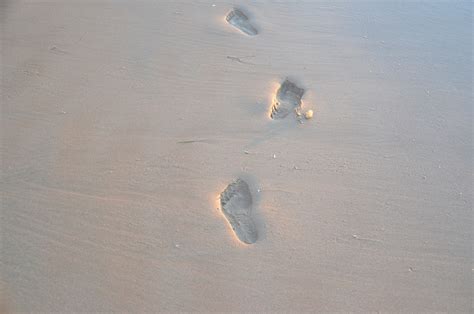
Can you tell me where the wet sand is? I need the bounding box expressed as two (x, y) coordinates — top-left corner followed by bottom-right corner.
(1, 1), (472, 312)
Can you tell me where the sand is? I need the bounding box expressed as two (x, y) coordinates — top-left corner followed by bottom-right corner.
(1, 0), (472, 312)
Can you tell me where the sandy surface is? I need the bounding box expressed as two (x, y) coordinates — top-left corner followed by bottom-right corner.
(1, 0), (472, 312)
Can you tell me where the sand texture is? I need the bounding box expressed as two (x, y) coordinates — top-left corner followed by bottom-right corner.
(1, 0), (472, 312)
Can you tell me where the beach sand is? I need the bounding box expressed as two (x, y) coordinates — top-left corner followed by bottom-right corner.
(1, 1), (472, 312)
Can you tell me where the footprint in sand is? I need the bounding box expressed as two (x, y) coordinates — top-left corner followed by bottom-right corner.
(226, 9), (258, 36)
(220, 178), (258, 244)
(270, 79), (305, 120)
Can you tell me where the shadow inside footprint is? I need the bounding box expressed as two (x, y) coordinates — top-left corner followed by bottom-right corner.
(270, 79), (305, 119)
(226, 9), (258, 36)
(220, 178), (258, 244)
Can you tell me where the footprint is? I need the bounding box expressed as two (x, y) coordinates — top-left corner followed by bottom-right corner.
(270, 79), (305, 119)
(226, 9), (258, 36)
(220, 178), (258, 244)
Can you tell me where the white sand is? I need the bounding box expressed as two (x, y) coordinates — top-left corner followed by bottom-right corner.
(2, 1), (472, 312)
